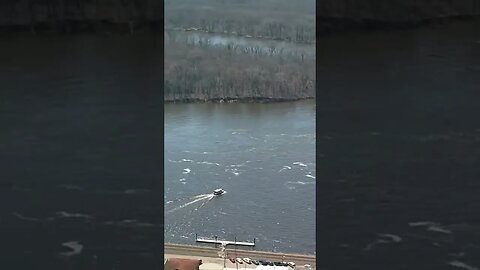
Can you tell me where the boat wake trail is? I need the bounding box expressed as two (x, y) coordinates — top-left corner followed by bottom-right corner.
(166, 193), (215, 214)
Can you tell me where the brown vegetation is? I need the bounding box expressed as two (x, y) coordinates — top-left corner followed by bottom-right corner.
(165, 0), (315, 44)
(164, 41), (315, 102)
(1, 0), (479, 35)
(164, 0), (315, 102)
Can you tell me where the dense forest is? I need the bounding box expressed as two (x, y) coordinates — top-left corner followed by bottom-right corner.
(165, 0), (315, 44)
(165, 0), (480, 102)
(3, 1), (478, 101)
(1, 0), (479, 34)
(165, 0), (315, 102)
(164, 39), (315, 102)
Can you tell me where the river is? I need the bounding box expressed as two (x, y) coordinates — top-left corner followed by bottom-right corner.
(0, 34), (163, 269)
(317, 20), (480, 269)
(1, 18), (479, 269)
(164, 101), (316, 255)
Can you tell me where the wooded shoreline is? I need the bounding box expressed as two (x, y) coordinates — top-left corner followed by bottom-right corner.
(2, 0), (479, 36)
(164, 97), (315, 104)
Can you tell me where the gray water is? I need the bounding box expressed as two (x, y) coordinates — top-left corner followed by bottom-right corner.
(0, 34), (162, 270)
(318, 20), (480, 269)
(1, 18), (479, 269)
(164, 101), (316, 254)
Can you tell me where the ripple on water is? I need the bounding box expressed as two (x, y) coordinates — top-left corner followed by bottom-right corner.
(408, 221), (452, 234)
(293, 162), (307, 167)
(448, 261), (479, 270)
(56, 211), (92, 219)
(59, 241), (83, 257)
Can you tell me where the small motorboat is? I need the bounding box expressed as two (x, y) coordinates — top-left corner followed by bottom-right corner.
(213, 188), (225, 196)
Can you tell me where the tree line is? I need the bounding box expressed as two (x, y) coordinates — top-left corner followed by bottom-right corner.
(165, 31), (315, 62)
(164, 42), (315, 102)
(0, 0), (162, 34)
(165, 0), (315, 44)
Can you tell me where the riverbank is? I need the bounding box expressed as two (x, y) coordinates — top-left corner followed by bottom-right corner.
(164, 97), (315, 104)
(165, 243), (316, 268)
(2, 0), (479, 36)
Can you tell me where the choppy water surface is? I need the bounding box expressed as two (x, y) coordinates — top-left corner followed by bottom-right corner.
(0, 35), (162, 269)
(165, 101), (316, 254)
(318, 20), (480, 269)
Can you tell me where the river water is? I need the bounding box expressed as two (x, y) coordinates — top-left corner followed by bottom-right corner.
(317, 20), (480, 269)
(1, 18), (479, 269)
(0, 34), (163, 269)
(164, 101), (316, 254)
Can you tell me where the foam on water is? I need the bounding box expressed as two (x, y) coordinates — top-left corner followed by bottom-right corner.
(364, 239), (389, 251)
(196, 161), (221, 166)
(166, 193), (216, 214)
(449, 261), (478, 270)
(59, 241), (83, 257)
(278, 166), (292, 172)
(409, 221), (437, 227)
(286, 181), (314, 185)
(229, 161), (250, 167)
(364, 234), (402, 251)
(13, 212), (40, 222)
(165, 101), (316, 253)
(378, 233), (402, 243)
(428, 225), (452, 234)
(409, 221), (452, 234)
(225, 168), (241, 176)
(56, 211), (92, 219)
(293, 162), (307, 167)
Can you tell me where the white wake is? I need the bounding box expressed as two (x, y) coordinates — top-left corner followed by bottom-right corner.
(167, 193), (215, 213)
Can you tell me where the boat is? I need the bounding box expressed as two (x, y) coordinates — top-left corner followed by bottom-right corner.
(213, 188), (225, 196)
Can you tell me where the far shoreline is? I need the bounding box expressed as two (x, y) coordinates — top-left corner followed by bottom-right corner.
(1, 16), (478, 37)
(164, 97), (315, 104)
